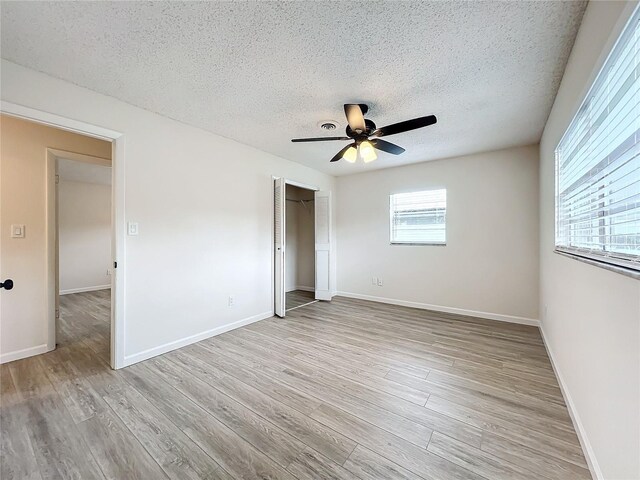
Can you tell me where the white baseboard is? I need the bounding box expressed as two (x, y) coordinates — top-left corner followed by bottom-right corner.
(539, 325), (602, 480)
(286, 286), (315, 293)
(296, 285), (314, 292)
(0, 343), (52, 364)
(336, 291), (539, 326)
(123, 310), (273, 367)
(60, 285), (111, 295)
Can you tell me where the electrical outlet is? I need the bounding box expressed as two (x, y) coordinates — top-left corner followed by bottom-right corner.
(372, 277), (377, 285)
(228, 296), (235, 307)
(377, 278), (383, 286)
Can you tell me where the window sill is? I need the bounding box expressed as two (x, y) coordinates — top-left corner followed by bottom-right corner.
(554, 249), (640, 280)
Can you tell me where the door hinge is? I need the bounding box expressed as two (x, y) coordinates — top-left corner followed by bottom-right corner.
(114, 261), (117, 269)
(55, 309), (60, 319)
(55, 174), (60, 184)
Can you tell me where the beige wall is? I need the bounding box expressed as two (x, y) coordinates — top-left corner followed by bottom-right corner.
(0, 114), (111, 362)
(296, 198), (315, 290)
(59, 180), (112, 294)
(336, 144), (540, 324)
(285, 194), (299, 292)
(539, 2), (640, 479)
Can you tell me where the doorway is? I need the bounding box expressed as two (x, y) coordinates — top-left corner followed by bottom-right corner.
(0, 109), (123, 368)
(274, 178), (332, 317)
(56, 155), (113, 363)
(285, 184), (316, 312)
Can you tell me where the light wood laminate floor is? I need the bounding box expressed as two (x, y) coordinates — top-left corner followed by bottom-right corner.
(1, 291), (591, 480)
(286, 289), (317, 311)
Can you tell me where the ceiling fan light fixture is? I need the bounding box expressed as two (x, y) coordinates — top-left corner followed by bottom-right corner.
(362, 151), (377, 163)
(342, 146), (357, 163)
(291, 104), (437, 164)
(359, 140), (377, 163)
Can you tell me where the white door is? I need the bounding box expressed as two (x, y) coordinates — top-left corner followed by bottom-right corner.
(314, 190), (332, 301)
(274, 178), (286, 317)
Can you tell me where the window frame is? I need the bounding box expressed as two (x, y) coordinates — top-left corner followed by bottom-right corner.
(389, 188), (447, 246)
(554, 4), (640, 278)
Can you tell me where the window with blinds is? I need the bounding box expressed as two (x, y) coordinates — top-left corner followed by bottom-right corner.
(390, 189), (446, 245)
(555, 5), (640, 273)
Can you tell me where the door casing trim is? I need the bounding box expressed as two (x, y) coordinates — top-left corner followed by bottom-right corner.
(1, 101), (126, 369)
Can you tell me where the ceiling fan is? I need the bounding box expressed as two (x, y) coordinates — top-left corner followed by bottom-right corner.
(291, 104), (437, 163)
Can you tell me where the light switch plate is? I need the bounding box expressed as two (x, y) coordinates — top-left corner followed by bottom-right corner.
(11, 224), (25, 238)
(127, 222), (139, 236)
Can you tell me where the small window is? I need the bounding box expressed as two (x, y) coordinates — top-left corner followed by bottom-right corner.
(390, 189), (446, 245)
(555, 5), (640, 274)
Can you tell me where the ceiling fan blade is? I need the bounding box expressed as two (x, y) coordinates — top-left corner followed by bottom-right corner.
(344, 104), (366, 133)
(330, 144), (356, 162)
(372, 139), (405, 155)
(373, 115), (437, 137)
(291, 136), (351, 142)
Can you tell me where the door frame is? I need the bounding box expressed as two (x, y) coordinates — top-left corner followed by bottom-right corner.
(271, 177), (319, 316)
(1, 101), (126, 369)
(48, 149), (112, 356)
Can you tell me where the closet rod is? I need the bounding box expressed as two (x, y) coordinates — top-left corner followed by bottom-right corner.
(285, 198), (314, 203)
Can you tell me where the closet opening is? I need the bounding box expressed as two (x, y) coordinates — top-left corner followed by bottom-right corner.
(284, 184), (317, 312)
(274, 178), (331, 318)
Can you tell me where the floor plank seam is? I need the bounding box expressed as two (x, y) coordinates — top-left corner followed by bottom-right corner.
(286, 300), (319, 313)
(341, 442), (360, 468)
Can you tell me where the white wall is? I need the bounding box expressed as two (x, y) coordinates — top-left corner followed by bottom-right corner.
(336, 145), (540, 324)
(59, 179), (111, 294)
(1, 60), (337, 366)
(539, 2), (640, 479)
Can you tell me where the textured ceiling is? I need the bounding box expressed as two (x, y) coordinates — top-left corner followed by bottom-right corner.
(1, 1), (586, 176)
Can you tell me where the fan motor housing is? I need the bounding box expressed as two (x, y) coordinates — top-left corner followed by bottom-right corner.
(346, 119), (377, 139)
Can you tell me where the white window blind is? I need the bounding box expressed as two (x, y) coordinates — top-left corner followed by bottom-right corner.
(555, 5), (640, 273)
(390, 189), (446, 245)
